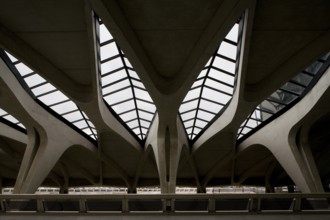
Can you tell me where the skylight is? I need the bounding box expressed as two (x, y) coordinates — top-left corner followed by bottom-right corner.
(1, 51), (97, 140)
(179, 22), (242, 140)
(96, 18), (156, 141)
(0, 108), (25, 129)
(237, 52), (330, 140)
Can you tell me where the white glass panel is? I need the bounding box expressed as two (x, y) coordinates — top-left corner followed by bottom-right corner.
(15, 63), (33, 76)
(24, 74), (46, 87)
(208, 69), (234, 85)
(101, 57), (123, 73)
(241, 127), (251, 134)
(186, 128), (193, 135)
(141, 128), (148, 134)
(74, 120), (88, 129)
(201, 87), (221, 102)
(100, 42), (118, 61)
(140, 120), (150, 128)
(193, 127), (201, 133)
(62, 111), (82, 122)
(38, 91), (68, 105)
(199, 99), (222, 113)
(5, 51), (18, 62)
(197, 69), (208, 79)
(183, 119), (194, 128)
(102, 79), (130, 95)
(138, 111), (153, 121)
(32, 83), (56, 96)
(183, 87), (201, 102)
(225, 23), (239, 43)
(132, 127), (140, 135)
(120, 110), (137, 122)
(102, 69), (127, 85)
(179, 99), (198, 113)
(131, 79), (144, 88)
(136, 100), (156, 113)
(134, 88), (153, 102)
(112, 99), (135, 114)
(51, 100), (76, 114)
(218, 42), (237, 60)
(124, 57), (133, 68)
(205, 78), (233, 94)
(0, 108), (6, 116)
(195, 119), (208, 128)
(82, 128), (93, 135)
(128, 70), (139, 79)
(99, 24), (113, 43)
(213, 56), (236, 73)
(246, 120), (258, 128)
(17, 123), (25, 129)
(197, 110), (214, 122)
(181, 110), (196, 121)
(205, 57), (212, 67)
(127, 119), (139, 128)
(4, 115), (19, 124)
(107, 87), (133, 105)
(191, 78), (204, 88)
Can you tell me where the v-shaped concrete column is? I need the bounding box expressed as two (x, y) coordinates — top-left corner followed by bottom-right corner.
(145, 115), (188, 193)
(0, 59), (96, 194)
(238, 67), (330, 193)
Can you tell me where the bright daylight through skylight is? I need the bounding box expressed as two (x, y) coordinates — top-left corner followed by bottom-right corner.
(97, 18), (156, 141)
(179, 22), (241, 140)
(2, 51), (97, 140)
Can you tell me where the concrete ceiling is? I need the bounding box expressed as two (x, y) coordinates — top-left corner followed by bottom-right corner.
(0, 0), (329, 193)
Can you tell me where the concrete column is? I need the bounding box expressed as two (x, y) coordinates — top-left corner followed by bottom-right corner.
(239, 67), (330, 193)
(0, 56), (97, 194)
(146, 115), (188, 193)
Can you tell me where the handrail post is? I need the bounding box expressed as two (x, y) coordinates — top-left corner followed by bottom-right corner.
(79, 198), (87, 213)
(292, 197), (301, 212)
(0, 199), (5, 213)
(248, 197), (260, 212)
(36, 198), (44, 213)
(122, 197), (129, 213)
(208, 197), (215, 212)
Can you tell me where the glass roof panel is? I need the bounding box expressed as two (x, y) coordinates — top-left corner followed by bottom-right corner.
(213, 56), (236, 73)
(1, 50), (97, 140)
(225, 23), (239, 43)
(15, 63), (33, 76)
(112, 99), (135, 114)
(32, 83), (56, 96)
(100, 42), (118, 60)
(99, 23), (112, 43)
(179, 99), (199, 113)
(218, 42), (237, 60)
(0, 108), (26, 130)
(179, 20), (243, 141)
(97, 18), (157, 141)
(24, 74), (46, 87)
(238, 52), (330, 140)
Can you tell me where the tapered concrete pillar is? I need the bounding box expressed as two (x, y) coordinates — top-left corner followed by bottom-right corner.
(146, 115), (188, 193)
(0, 58), (97, 194)
(239, 67), (330, 193)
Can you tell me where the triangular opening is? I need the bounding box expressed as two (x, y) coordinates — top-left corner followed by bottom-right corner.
(179, 19), (243, 141)
(0, 50), (97, 141)
(237, 52), (330, 140)
(96, 17), (157, 141)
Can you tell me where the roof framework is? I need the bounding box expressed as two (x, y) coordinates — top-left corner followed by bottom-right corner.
(0, 0), (329, 194)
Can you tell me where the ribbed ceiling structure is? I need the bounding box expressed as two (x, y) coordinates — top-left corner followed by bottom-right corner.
(0, 0), (329, 195)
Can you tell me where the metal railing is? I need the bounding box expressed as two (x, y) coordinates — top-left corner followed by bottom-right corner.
(0, 193), (329, 214)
